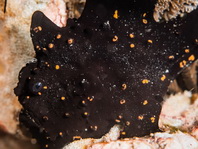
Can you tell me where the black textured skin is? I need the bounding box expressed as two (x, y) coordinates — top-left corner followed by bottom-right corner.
(14, 0), (198, 149)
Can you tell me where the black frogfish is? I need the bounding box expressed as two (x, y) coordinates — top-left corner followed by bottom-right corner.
(15, 0), (198, 148)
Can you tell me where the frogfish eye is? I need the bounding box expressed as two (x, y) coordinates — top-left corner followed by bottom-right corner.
(32, 82), (43, 93)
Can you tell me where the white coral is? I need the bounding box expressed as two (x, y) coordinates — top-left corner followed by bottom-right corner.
(154, 0), (198, 22)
